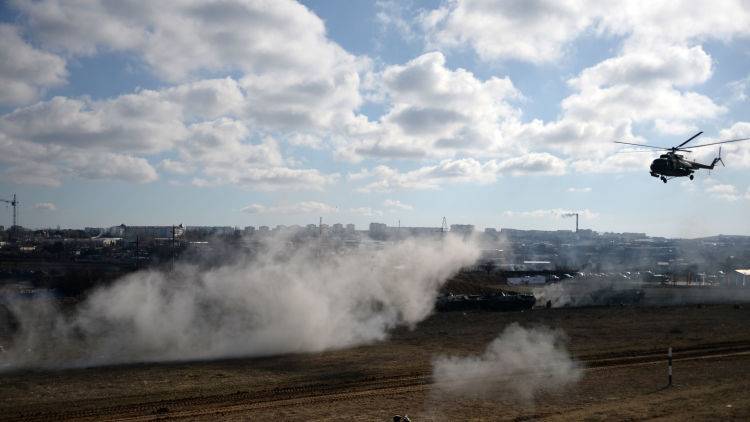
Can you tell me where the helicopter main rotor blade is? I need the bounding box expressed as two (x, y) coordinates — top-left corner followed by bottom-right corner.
(676, 131), (703, 148)
(613, 149), (659, 154)
(614, 141), (670, 150)
(614, 148), (691, 153)
(686, 137), (750, 149)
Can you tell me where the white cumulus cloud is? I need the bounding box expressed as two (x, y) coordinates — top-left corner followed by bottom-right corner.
(422, 0), (592, 64)
(383, 199), (413, 211)
(33, 202), (56, 211)
(1, 1), (369, 189)
(418, 0), (750, 170)
(566, 187), (591, 193)
(241, 201), (338, 215)
(339, 52), (521, 161)
(704, 181), (740, 201)
(0, 24), (67, 106)
(503, 208), (599, 219)
(354, 154), (565, 192)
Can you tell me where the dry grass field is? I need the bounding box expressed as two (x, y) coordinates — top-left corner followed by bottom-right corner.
(2, 296), (750, 421)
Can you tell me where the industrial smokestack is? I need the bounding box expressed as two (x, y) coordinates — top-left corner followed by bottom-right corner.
(561, 212), (579, 232)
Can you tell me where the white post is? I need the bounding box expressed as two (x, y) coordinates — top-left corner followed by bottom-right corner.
(668, 347), (673, 386)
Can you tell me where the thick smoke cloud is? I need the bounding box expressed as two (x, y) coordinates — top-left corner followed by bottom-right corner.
(432, 323), (581, 401)
(1, 235), (479, 370)
(533, 279), (642, 308)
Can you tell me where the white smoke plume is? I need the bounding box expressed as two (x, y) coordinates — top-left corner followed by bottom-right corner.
(1, 235), (479, 370)
(533, 280), (643, 308)
(432, 323), (582, 401)
(534, 278), (750, 308)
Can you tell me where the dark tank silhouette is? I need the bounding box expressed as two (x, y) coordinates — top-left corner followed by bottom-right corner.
(436, 291), (535, 312)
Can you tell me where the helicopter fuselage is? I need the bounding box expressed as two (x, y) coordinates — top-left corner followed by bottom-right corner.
(649, 152), (720, 182)
(649, 154), (694, 177)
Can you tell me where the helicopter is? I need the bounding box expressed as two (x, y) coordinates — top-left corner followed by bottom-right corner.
(614, 131), (750, 183)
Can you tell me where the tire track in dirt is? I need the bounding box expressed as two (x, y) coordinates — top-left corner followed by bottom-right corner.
(6, 340), (750, 422)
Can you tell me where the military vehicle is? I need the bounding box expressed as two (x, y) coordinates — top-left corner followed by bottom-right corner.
(436, 291), (536, 312)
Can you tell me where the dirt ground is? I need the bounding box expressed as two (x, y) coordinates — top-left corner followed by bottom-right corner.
(2, 300), (750, 421)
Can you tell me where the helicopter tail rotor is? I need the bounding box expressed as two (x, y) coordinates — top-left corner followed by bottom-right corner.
(710, 146), (725, 174)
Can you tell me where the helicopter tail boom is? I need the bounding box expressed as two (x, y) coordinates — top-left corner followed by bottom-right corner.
(693, 146), (725, 170)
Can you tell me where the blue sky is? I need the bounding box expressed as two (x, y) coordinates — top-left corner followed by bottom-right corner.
(0, 0), (749, 237)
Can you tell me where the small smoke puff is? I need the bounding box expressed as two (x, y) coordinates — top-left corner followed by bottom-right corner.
(33, 202), (56, 211)
(432, 323), (581, 401)
(535, 282), (578, 308)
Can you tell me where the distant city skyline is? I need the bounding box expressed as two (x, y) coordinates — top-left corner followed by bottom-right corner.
(7, 218), (748, 241)
(1, 1), (749, 238)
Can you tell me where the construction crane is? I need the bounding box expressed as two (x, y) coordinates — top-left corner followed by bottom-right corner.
(1, 193), (18, 229)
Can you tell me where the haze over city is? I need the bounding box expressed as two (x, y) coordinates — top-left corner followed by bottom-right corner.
(0, 0), (748, 237)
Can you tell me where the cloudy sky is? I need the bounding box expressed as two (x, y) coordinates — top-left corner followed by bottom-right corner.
(0, 0), (749, 237)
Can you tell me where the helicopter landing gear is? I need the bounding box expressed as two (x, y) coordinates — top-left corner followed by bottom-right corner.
(689, 174), (694, 180)
(661, 176), (667, 183)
